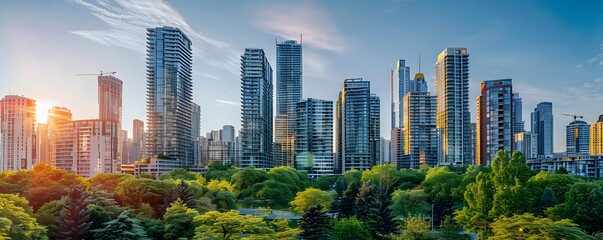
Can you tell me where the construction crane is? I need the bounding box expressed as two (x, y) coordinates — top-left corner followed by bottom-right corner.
(561, 113), (584, 122)
(562, 113), (584, 154)
(77, 71), (116, 76)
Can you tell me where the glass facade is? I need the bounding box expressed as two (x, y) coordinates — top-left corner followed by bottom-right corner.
(145, 26), (194, 167)
(566, 120), (590, 155)
(531, 102), (554, 156)
(402, 92), (438, 168)
(240, 48), (273, 169)
(295, 98), (333, 178)
(476, 79), (513, 165)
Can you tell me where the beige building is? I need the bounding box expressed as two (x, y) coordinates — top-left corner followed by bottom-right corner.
(0, 95), (36, 170)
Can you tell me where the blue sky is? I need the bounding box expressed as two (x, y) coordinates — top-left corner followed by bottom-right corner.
(1, 0), (602, 152)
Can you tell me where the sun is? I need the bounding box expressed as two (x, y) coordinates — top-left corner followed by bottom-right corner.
(36, 101), (54, 124)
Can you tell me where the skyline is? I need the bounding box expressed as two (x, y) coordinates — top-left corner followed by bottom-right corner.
(1, 0), (603, 152)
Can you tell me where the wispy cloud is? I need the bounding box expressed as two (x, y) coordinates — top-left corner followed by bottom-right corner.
(214, 99), (239, 106)
(253, 3), (346, 53)
(69, 0), (240, 75)
(582, 42), (603, 67)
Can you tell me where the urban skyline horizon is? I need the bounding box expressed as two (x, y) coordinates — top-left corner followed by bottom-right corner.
(2, 1), (603, 153)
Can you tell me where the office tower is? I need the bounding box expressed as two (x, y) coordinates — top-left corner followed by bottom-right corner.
(240, 48), (273, 169)
(191, 103), (201, 166)
(390, 128), (403, 168)
(436, 48), (471, 166)
(408, 73), (428, 93)
(0, 95), (36, 170)
(391, 59), (410, 129)
(513, 93), (525, 133)
(402, 91), (438, 168)
(515, 132), (535, 158)
(53, 119), (119, 178)
(221, 125), (235, 143)
(144, 26), (193, 167)
(370, 95), (381, 166)
(48, 106), (72, 167)
(98, 75), (123, 122)
(120, 130), (129, 166)
(275, 40), (302, 168)
(295, 98), (333, 178)
(566, 120), (590, 155)
(131, 119), (145, 163)
(531, 102), (554, 156)
(476, 79), (514, 165)
(591, 115), (603, 155)
(37, 123), (49, 164)
(336, 79), (379, 173)
(380, 137), (391, 164)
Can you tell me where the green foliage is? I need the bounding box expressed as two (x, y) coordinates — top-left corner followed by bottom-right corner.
(87, 190), (124, 231)
(401, 213), (431, 240)
(365, 189), (398, 239)
(332, 217), (372, 240)
(315, 176), (339, 191)
(299, 205), (333, 240)
(489, 213), (588, 240)
(355, 183), (377, 221)
(0, 193), (48, 240)
(90, 173), (134, 193)
(165, 180), (197, 209)
(291, 187), (334, 213)
(162, 198), (199, 240)
(56, 185), (92, 240)
(538, 187), (556, 214)
(564, 182), (603, 234)
(455, 172), (495, 239)
(527, 171), (583, 203)
(92, 210), (150, 240)
(135, 215), (164, 240)
(194, 210), (274, 239)
(422, 166), (462, 202)
(160, 169), (206, 183)
(361, 164), (401, 193)
(34, 198), (65, 239)
(343, 169), (362, 187)
(556, 166), (569, 174)
(437, 216), (470, 240)
(391, 189), (431, 217)
(338, 181), (360, 219)
(398, 168), (427, 190)
(114, 177), (174, 216)
(231, 167), (269, 193)
(205, 161), (238, 181)
(245, 180), (295, 209)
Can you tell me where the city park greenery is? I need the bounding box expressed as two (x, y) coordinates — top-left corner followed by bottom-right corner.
(0, 151), (602, 239)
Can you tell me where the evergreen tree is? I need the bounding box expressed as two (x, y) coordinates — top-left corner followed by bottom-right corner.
(299, 205), (333, 240)
(92, 210), (150, 240)
(172, 180), (196, 208)
(163, 198), (199, 240)
(365, 189), (398, 240)
(55, 185), (92, 240)
(355, 183), (376, 221)
(539, 187), (556, 213)
(338, 181), (359, 219)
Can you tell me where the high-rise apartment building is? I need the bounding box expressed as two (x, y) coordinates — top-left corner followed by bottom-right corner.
(476, 79), (514, 165)
(370, 95), (381, 166)
(380, 137), (391, 164)
(144, 26), (194, 168)
(435, 48), (471, 166)
(531, 102), (554, 156)
(402, 91), (438, 168)
(513, 93), (525, 133)
(221, 125), (235, 143)
(336, 79), (379, 173)
(590, 115), (603, 155)
(48, 106), (72, 167)
(275, 40), (302, 168)
(295, 98), (333, 178)
(98, 75), (123, 122)
(191, 103), (201, 166)
(515, 131), (536, 159)
(131, 119), (145, 163)
(240, 48), (273, 169)
(391, 59), (411, 130)
(0, 95), (36, 170)
(36, 123), (49, 164)
(566, 120), (590, 155)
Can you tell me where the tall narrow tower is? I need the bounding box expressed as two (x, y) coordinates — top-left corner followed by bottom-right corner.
(476, 79), (514, 165)
(435, 48), (471, 166)
(531, 102), (554, 156)
(0, 95), (36, 170)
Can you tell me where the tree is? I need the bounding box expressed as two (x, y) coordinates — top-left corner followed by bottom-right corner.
(527, 171), (583, 204)
(315, 176), (339, 191)
(0, 194), (48, 240)
(390, 189), (431, 217)
(291, 188), (334, 213)
(162, 198), (199, 240)
(205, 161), (238, 181)
(245, 180), (295, 209)
(114, 177), (174, 216)
(269, 218), (302, 239)
(90, 173), (134, 192)
(538, 187), (556, 214)
(231, 167), (269, 193)
(34, 198), (65, 239)
(398, 168), (427, 190)
(355, 183), (377, 221)
(421, 166), (462, 202)
(343, 169), (362, 187)
(338, 181), (360, 219)
(163, 180), (196, 209)
(437, 216), (469, 240)
(87, 190), (123, 232)
(135, 215), (164, 240)
(160, 169), (205, 183)
(55, 185), (92, 240)
(401, 213), (431, 240)
(365, 189), (398, 239)
(207, 179), (236, 193)
(332, 217), (372, 240)
(194, 210), (274, 239)
(92, 210), (150, 240)
(455, 172), (495, 239)
(490, 213), (588, 240)
(299, 205), (333, 240)
(564, 182), (603, 234)
(556, 166), (569, 174)
(361, 164), (401, 192)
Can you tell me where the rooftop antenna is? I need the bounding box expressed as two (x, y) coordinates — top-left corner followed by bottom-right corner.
(300, 33), (303, 44)
(418, 52), (421, 73)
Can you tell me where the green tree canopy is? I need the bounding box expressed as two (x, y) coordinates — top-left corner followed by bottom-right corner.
(299, 205), (333, 240)
(231, 167), (269, 193)
(162, 198), (199, 240)
(291, 187), (335, 213)
(0, 193), (48, 240)
(489, 213), (588, 240)
(361, 164), (401, 193)
(390, 189), (431, 217)
(92, 210), (150, 240)
(563, 182), (603, 234)
(160, 169), (206, 183)
(194, 210), (274, 239)
(55, 185), (92, 240)
(332, 217), (372, 240)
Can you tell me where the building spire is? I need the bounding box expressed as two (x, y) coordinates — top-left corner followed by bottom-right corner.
(418, 52), (421, 73)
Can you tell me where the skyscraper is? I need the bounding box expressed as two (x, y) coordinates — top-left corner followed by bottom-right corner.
(0, 95), (36, 170)
(144, 26), (193, 168)
(275, 40), (302, 168)
(531, 102), (554, 156)
(240, 48), (273, 169)
(512, 93), (525, 133)
(191, 103), (201, 166)
(590, 115), (603, 155)
(515, 131), (535, 159)
(391, 59), (410, 130)
(36, 123), (49, 164)
(98, 75), (123, 167)
(476, 79), (514, 165)
(435, 48), (471, 166)
(295, 98), (333, 178)
(336, 79), (379, 173)
(221, 125), (235, 143)
(131, 119), (145, 163)
(566, 120), (590, 155)
(48, 106), (72, 167)
(370, 95), (381, 166)
(403, 91), (438, 168)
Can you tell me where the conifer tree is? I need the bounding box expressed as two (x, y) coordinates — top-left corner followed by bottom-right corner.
(355, 183), (376, 221)
(299, 205), (333, 240)
(365, 188), (398, 239)
(92, 210), (150, 240)
(338, 181), (359, 218)
(55, 185), (92, 240)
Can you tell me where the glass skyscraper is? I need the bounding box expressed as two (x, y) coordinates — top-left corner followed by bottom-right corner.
(295, 98), (333, 178)
(275, 40), (302, 168)
(402, 91), (438, 168)
(240, 48), (273, 169)
(512, 93), (525, 133)
(336, 79), (380, 173)
(436, 48), (472, 166)
(391, 59), (410, 130)
(144, 26), (194, 167)
(566, 120), (590, 155)
(531, 102), (554, 156)
(476, 79), (513, 165)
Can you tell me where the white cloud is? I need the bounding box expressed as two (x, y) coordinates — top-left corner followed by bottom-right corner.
(253, 3), (346, 53)
(69, 0), (240, 75)
(214, 99), (239, 106)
